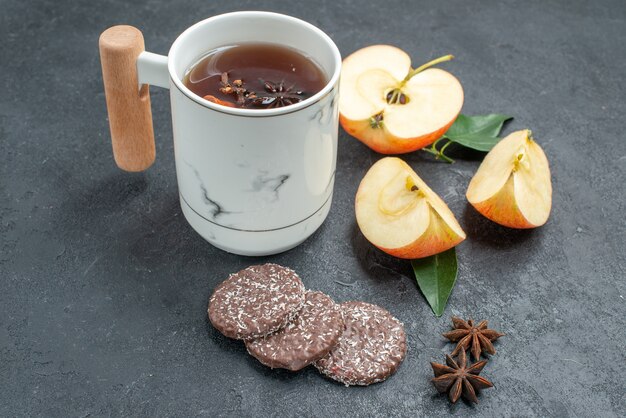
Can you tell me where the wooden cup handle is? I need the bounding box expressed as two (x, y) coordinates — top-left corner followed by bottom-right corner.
(99, 25), (155, 172)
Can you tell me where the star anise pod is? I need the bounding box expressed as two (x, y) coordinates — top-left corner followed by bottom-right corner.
(443, 316), (504, 361)
(249, 79), (304, 109)
(431, 349), (493, 404)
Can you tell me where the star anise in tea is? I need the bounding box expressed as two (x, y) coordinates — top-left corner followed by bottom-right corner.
(443, 316), (505, 361)
(431, 349), (493, 404)
(248, 80), (305, 109)
(216, 73), (304, 109)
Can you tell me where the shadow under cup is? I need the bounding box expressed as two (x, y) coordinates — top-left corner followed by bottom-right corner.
(166, 12), (342, 256)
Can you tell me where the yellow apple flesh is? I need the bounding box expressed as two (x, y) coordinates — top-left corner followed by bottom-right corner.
(466, 129), (552, 228)
(340, 45), (464, 154)
(355, 157), (466, 259)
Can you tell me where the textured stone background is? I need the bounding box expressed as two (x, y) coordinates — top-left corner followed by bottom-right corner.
(1, 0), (625, 416)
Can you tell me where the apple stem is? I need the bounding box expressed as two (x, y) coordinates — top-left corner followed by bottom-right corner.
(404, 54), (454, 81)
(422, 137), (455, 163)
(387, 54), (455, 105)
(439, 140), (454, 158)
(387, 89), (406, 105)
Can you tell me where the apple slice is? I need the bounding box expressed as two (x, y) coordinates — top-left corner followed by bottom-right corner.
(355, 157), (466, 259)
(466, 129), (552, 228)
(340, 45), (464, 154)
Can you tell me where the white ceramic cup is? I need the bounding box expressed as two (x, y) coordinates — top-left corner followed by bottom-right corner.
(99, 12), (342, 256)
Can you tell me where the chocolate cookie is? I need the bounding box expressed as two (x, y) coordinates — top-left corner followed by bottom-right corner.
(314, 301), (407, 386)
(208, 264), (305, 340)
(246, 291), (344, 371)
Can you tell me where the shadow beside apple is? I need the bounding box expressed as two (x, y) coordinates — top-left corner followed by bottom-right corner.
(461, 203), (536, 249)
(351, 220), (415, 282)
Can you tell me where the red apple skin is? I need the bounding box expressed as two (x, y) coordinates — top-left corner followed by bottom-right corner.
(340, 111), (459, 155)
(376, 230), (464, 259)
(469, 178), (542, 229)
(375, 218), (464, 259)
(354, 198), (465, 259)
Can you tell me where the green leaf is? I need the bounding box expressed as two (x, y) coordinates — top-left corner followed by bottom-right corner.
(421, 114), (513, 162)
(444, 132), (502, 152)
(411, 248), (458, 317)
(444, 113), (513, 152)
(446, 114), (513, 139)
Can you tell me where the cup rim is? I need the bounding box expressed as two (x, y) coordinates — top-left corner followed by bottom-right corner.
(167, 11), (341, 117)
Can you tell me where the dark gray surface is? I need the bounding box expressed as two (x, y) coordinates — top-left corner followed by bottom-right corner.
(1, 0), (625, 416)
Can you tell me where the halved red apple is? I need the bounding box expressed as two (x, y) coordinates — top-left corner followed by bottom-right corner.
(355, 157), (466, 259)
(340, 45), (464, 154)
(466, 129), (552, 228)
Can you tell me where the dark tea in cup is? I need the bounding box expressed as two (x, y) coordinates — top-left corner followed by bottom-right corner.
(183, 43), (327, 109)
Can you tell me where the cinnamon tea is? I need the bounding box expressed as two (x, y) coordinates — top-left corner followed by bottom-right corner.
(183, 43), (327, 109)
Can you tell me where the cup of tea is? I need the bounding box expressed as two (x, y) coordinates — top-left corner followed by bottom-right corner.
(99, 12), (341, 256)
